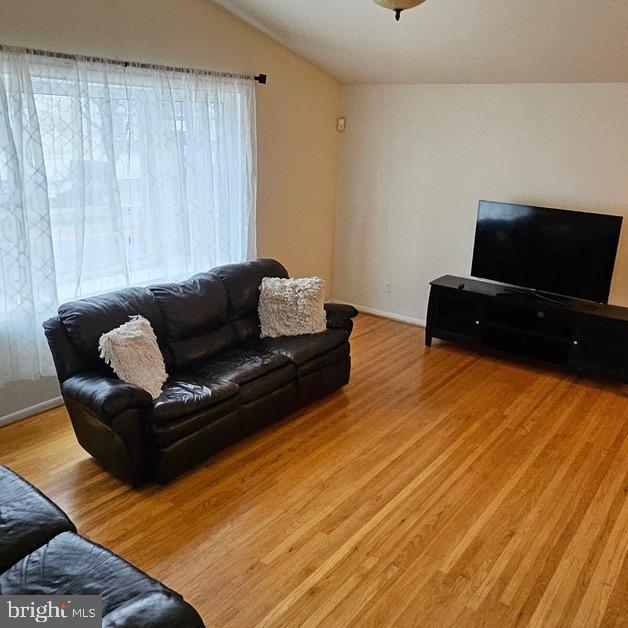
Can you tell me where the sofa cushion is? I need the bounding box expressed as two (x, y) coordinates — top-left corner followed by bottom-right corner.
(258, 276), (327, 338)
(152, 376), (239, 425)
(58, 287), (165, 371)
(211, 259), (288, 343)
(149, 401), (240, 447)
(150, 273), (228, 339)
(0, 532), (171, 616)
(193, 348), (295, 403)
(148, 273), (227, 340)
(235, 365), (296, 404)
(165, 326), (239, 370)
(150, 274), (237, 369)
(257, 329), (349, 366)
(99, 315), (168, 399)
(231, 315), (262, 346)
(195, 348), (289, 384)
(0, 466), (76, 573)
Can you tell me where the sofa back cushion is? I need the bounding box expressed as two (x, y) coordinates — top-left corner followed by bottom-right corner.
(58, 287), (166, 373)
(54, 259), (289, 377)
(0, 465), (76, 573)
(149, 273), (237, 368)
(211, 259), (289, 343)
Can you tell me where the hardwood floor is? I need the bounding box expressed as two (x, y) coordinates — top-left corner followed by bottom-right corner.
(1, 314), (627, 627)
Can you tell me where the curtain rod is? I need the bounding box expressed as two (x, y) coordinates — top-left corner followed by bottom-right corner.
(0, 44), (268, 85)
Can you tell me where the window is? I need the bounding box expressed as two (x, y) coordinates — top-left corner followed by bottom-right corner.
(0, 47), (256, 384)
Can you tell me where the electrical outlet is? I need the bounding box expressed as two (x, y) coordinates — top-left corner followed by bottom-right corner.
(384, 281), (391, 294)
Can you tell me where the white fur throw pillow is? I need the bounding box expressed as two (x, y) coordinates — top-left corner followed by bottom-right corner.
(98, 315), (167, 399)
(259, 277), (327, 338)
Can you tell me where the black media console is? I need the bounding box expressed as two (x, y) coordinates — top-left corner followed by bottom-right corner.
(426, 275), (628, 382)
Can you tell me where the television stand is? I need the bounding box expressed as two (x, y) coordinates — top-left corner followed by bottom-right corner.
(425, 275), (628, 382)
(496, 287), (570, 305)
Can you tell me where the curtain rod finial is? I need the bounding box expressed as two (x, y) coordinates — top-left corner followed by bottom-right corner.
(254, 73), (267, 85)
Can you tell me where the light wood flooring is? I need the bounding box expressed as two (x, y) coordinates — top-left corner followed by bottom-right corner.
(1, 314), (627, 627)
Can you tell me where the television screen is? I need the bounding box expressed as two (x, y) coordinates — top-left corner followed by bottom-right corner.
(471, 201), (623, 303)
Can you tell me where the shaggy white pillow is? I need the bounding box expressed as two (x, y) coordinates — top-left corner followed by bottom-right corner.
(98, 315), (167, 399)
(259, 276), (327, 338)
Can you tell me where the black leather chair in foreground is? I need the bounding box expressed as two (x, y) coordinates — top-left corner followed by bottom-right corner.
(44, 259), (358, 484)
(0, 465), (204, 627)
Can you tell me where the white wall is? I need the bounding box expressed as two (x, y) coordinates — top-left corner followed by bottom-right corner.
(334, 84), (628, 322)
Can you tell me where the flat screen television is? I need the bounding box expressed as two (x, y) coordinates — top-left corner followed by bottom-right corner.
(471, 201), (623, 303)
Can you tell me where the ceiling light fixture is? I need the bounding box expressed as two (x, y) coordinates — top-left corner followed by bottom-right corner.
(372, 0), (428, 21)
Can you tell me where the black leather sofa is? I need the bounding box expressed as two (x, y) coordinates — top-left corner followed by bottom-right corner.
(0, 465), (203, 627)
(44, 259), (357, 485)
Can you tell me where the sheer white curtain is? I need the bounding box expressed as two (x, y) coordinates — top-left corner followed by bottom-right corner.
(0, 46), (257, 385)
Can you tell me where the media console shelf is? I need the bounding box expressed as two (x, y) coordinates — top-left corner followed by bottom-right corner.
(426, 275), (628, 382)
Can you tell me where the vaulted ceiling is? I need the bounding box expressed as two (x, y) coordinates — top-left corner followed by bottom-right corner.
(214, 0), (628, 84)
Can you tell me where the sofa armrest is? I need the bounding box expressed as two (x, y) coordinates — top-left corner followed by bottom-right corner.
(103, 592), (205, 628)
(325, 302), (358, 333)
(62, 373), (153, 421)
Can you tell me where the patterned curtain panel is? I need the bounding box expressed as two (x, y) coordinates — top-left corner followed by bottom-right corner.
(0, 47), (257, 385)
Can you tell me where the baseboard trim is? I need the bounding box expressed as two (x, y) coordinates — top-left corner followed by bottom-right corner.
(333, 300), (426, 328)
(0, 396), (64, 428)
